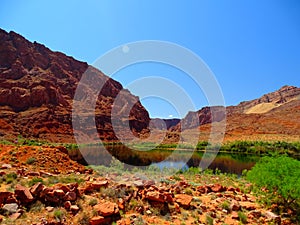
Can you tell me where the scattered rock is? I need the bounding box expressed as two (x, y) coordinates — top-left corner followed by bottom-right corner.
(146, 191), (165, 203)
(54, 189), (65, 197)
(40, 171), (54, 177)
(164, 192), (174, 203)
(211, 183), (226, 192)
(133, 180), (144, 188)
(26, 171), (40, 176)
(58, 184), (70, 193)
(94, 201), (119, 217)
(2, 203), (18, 214)
(30, 182), (44, 196)
(10, 212), (22, 220)
(231, 211), (239, 220)
(265, 211), (281, 224)
(70, 205), (80, 214)
(240, 201), (257, 211)
(64, 191), (77, 201)
(227, 186), (236, 192)
(1, 163), (12, 169)
(230, 200), (241, 211)
(64, 201), (71, 210)
(0, 191), (14, 205)
(143, 180), (155, 187)
(175, 194), (193, 208)
(197, 185), (211, 194)
(249, 210), (262, 219)
(84, 181), (108, 193)
(90, 216), (106, 225)
(0, 171), (6, 176)
(15, 184), (34, 204)
(46, 206), (54, 212)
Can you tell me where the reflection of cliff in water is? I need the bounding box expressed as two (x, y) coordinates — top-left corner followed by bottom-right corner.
(68, 146), (258, 175)
(186, 153), (257, 174)
(69, 145), (174, 166)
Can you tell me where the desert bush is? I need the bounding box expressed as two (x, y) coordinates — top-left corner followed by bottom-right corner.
(53, 209), (65, 222)
(246, 155), (300, 214)
(221, 200), (230, 211)
(238, 211), (247, 224)
(26, 157), (37, 164)
(88, 198), (98, 206)
(5, 172), (17, 184)
(28, 177), (44, 186)
(205, 214), (214, 225)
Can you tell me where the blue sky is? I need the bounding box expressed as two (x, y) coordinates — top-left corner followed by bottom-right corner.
(1, 1), (300, 118)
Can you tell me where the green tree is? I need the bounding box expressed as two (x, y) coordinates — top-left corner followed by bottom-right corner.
(246, 155), (300, 215)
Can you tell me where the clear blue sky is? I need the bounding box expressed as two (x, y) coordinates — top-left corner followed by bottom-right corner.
(1, 1), (300, 118)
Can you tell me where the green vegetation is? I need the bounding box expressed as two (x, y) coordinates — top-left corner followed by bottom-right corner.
(53, 209), (65, 222)
(3, 172), (17, 184)
(64, 140), (300, 158)
(219, 141), (300, 156)
(205, 214), (214, 225)
(46, 174), (84, 185)
(26, 157), (37, 164)
(28, 177), (44, 186)
(238, 211), (247, 224)
(246, 155), (300, 217)
(88, 198), (98, 206)
(1, 137), (299, 157)
(221, 200), (230, 211)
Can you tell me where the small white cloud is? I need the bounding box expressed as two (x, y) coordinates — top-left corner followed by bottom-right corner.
(168, 114), (173, 118)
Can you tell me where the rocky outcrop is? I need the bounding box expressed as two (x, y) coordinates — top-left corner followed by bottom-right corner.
(0, 28), (150, 142)
(150, 118), (180, 130)
(0, 161), (291, 225)
(170, 86), (300, 141)
(236, 85), (300, 113)
(169, 106), (226, 131)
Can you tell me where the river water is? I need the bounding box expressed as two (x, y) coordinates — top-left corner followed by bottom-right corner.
(69, 145), (259, 175)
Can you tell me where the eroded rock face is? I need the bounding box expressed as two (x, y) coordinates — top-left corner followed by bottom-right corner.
(170, 106), (226, 131)
(0, 28), (150, 142)
(237, 85), (300, 112)
(169, 85), (300, 140)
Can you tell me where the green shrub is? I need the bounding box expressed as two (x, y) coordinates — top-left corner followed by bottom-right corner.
(5, 172), (17, 184)
(53, 209), (65, 222)
(88, 198), (98, 206)
(238, 211), (247, 224)
(246, 155), (300, 213)
(26, 157), (37, 164)
(28, 177), (44, 186)
(205, 214), (214, 225)
(221, 201), (230, 211)
(47, 174), (84, 185)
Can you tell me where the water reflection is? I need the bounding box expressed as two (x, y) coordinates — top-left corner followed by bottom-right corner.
(70, 145), (259, 175)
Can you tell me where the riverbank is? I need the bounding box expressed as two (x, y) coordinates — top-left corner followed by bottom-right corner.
(2, 138), (299, 157)
(0, 147), (294, 225)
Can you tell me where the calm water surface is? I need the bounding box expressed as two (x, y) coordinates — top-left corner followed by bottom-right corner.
(70, 145), (259, 175)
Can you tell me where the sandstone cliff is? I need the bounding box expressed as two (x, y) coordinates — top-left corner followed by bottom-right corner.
(0, 28), (150, 142)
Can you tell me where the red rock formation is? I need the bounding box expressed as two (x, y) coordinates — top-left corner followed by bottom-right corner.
(0, 28), (150, 142)
(170, 85), (300, 141)
(235, 85), (300, 113)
